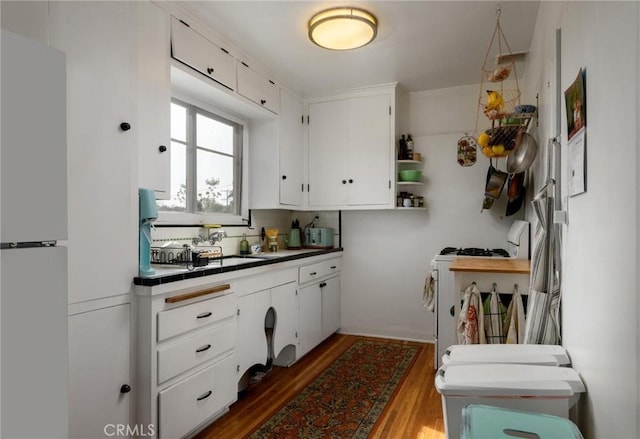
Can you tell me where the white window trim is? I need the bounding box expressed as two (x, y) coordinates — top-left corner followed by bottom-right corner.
(156, 93), (250, 226)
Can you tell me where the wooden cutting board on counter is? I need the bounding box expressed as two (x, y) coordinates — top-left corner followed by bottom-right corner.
(449, 258), (531, 274)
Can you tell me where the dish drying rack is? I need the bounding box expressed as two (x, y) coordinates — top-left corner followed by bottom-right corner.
(150, 245), (223, 268)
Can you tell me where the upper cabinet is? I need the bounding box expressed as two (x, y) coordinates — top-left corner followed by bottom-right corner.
(279, 89), (304, 206)
(236, 61), (279, 114)
(136, 2), (171, 199)
(249, 88), (304, 209)
(307, 85), (396, 209)
(170, 16), (236, 90)
(49, 1), (137, 303)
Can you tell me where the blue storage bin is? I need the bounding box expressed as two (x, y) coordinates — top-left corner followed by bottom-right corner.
(462, 404), (583, 439)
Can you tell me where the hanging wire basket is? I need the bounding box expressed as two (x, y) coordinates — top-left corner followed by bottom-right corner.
(473, 6), (530, 159)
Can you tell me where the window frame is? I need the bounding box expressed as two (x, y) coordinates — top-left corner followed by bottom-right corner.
(156, 97), (249, 226)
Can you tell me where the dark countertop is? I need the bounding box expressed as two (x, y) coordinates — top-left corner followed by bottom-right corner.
(133, 248), (344, 287)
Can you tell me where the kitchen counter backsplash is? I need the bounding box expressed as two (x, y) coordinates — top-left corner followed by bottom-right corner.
(150, 209), (341, 257)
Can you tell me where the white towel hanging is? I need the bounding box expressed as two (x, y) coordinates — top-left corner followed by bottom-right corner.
(504, 284), (526, 344)
(422, 270), (436, 311)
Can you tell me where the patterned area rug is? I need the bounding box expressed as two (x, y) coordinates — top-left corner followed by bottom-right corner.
(249, 339), (419, 439)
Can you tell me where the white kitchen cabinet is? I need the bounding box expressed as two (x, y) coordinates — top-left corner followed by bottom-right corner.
(170, 16), (236, 90)
(298, 282), (323, 358)
(49, 1), (137, 303)
(237, 288), (271, 378)
(249, 87), (304, 209)
(136, 1), (171, 199)
(158, 354), (236, 439)
(136, 282), (237, 439)
(307, 85), (395, 209)
(68, 304), (132, 439)
(321, 275), (341, 338)
(279, 89), (305, 206)
(236, 60), (279, 114)
(297, 257), (342, 358)
(271, 281), (298, 363)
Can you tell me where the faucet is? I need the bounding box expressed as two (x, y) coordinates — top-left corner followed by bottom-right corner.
(193, 228), (227, 246)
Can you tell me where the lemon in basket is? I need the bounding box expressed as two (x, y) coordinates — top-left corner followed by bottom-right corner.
(491, 144), (505, 155)
(477, 132), (490, 148)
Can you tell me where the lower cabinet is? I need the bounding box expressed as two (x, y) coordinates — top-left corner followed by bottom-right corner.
(298, 282), (323, 358)
(237, 288), (271, 377)
(321, 275), (341, 338)
(158, 354), (236, 439)
(68, 303), (132, 439)
(135, 254), (342, 437)
(136, 283), (237, 439)
(297, 258), (342, 359)
(271, 281), (298, 362)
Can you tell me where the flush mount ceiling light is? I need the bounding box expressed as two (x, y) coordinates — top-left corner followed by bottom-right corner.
(308, 7), (377, 50)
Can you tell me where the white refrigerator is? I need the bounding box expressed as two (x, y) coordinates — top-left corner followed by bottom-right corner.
(1, 29), (69, 438)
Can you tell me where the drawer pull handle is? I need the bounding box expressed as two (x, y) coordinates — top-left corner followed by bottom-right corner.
(196, 390), (212, 401)
(196, 312), (212, 319)
(196, 344), (212, 353)
(165, 284), (231, 303)
(319, 282), (327, 288)
(330, 266), (337, 269)
(310, 272), (317, 276)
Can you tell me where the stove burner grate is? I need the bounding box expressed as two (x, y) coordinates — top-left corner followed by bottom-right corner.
(439, 247), (510, 257)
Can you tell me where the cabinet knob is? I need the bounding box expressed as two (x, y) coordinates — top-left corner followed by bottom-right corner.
(319, 282), (327, 288)
(282, 175), (287, 180)
(207, 67), (214, 74)
(348, 179), (354, 184)
(260, 99), (267, 105)
(120, 384), (131, 394)
(120, 122), (131, 131)
(158, 145), (167, 153)
(342, 180), (347, 184)
(450, 306), (455, 317)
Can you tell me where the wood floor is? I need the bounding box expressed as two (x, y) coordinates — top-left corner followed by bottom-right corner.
(195, 334), (446, 439)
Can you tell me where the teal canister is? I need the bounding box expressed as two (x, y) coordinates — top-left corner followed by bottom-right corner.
(239, 233), (249, 255)
(285, 229), (301, 249)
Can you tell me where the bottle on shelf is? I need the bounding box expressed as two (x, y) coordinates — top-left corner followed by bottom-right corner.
(398, 134), (407, 160)
(406, 134), (414, 160)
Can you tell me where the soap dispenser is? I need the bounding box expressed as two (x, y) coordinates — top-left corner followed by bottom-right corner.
(239, 233), (249, 255)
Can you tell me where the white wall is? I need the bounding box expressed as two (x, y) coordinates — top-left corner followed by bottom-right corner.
(522, 2), (639, 438)
(340, 83), (522, 341)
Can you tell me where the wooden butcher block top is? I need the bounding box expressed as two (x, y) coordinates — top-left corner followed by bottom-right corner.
(449, 258), (531, 274)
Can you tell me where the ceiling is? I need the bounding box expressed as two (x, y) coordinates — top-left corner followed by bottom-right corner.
(179, 1), (540, 96)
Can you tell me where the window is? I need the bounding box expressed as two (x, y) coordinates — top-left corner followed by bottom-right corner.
(158, 99), (244, 222)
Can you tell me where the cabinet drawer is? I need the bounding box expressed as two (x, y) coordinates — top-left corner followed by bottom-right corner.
(157, 322), (235, 384)
(158, 292), (236, 342)
(159, 354), (236, 439)
(170, 17), (236, 90)
(299, 258), (341, 284)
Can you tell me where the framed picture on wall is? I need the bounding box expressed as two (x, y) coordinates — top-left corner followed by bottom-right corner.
(565, 68), (587, 196)
(565, 68), (586, 141)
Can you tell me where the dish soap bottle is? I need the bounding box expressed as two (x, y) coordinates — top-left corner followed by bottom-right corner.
(239, 233), (249, 255)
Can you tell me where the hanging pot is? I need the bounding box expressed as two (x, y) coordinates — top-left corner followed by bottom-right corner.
(507, 131), (538, 174)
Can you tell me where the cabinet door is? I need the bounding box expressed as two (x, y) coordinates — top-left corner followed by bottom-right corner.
(271, 282), (298, 358)
(170, 16), (236, 90)
(237, 290), (270, 377)
(279, 89), (304, 206)
(321, 275), (341, 339)
(68, 304), (131, 439)
(347, 94), (392, 206)
(136, 1), (171, 199)
(307, 100), (348, 206)
(236, 61), (279, 114)
(50, 1), (137, 304)
(298, 283), (323, 358)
